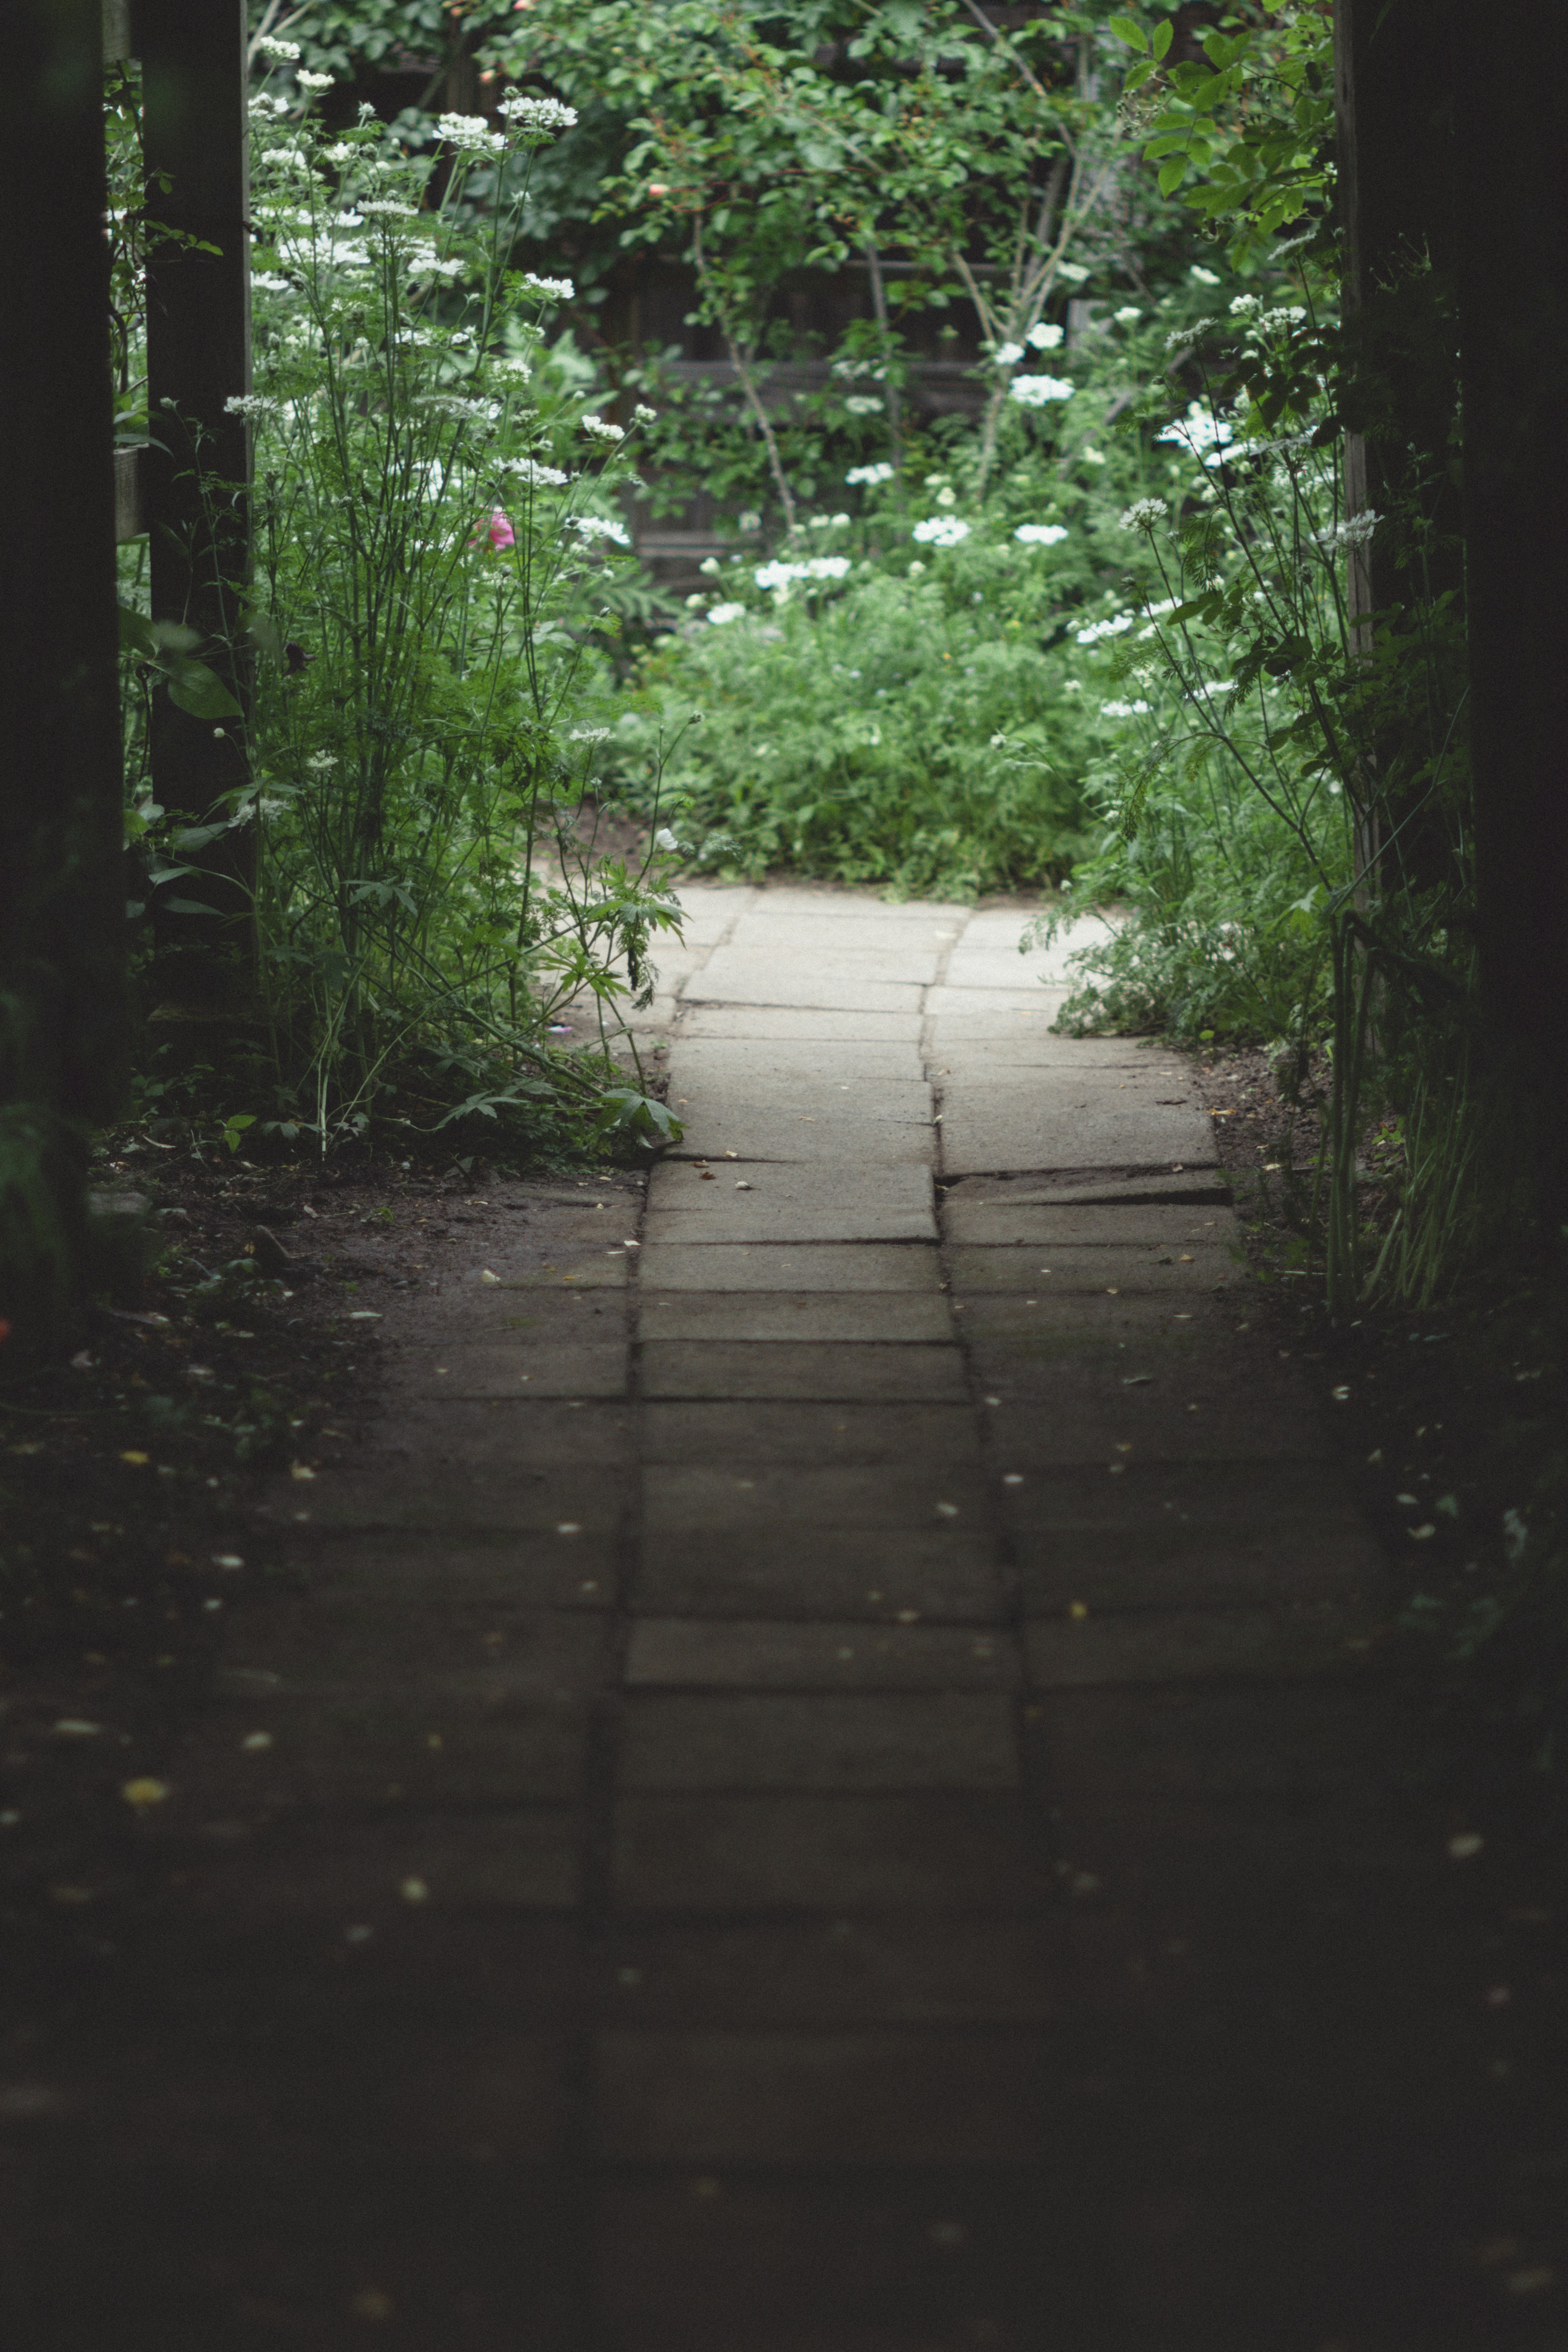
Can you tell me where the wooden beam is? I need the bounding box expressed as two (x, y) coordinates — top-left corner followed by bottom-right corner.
(138, 0), (257, 1012)
(0, 0), (127, 1344)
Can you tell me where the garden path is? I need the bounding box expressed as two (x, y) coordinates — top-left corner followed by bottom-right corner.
(78, 884), (1494, 2346)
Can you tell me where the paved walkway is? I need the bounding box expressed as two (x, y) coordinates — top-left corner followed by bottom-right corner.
(58, 888), (1503, 2348)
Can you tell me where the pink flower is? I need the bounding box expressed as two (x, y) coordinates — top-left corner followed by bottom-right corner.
(483, 508), (515, 550)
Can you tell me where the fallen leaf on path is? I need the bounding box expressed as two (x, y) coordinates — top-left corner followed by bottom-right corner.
(122, 1778), (170, 1810)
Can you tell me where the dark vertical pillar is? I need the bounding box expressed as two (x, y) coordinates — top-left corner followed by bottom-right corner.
(1456, 1), (1568, 1213)
(0, 0), (127, 1352)
(139, 0), (256, 1011)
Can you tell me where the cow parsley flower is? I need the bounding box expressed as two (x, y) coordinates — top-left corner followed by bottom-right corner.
(572, 515), (630, 544)
(707, 602), (746, 625)
(1189, 265), (1221, 286)
(1158, 401), (1234, 461)
(1009, 374), (1074, 406)
(494, 355), (533, 378)
(754, 559), (807, 592)
(1100, 699), (1152, 718)
(296, 69), (335, 91)
(521, 272), (574, 302)
(249, 94), (292, 119)
(993, 341), (1025, 367)
(633, 404), (658, 425)
(1014, 523), (1069, 546)
(1076, 613), (1134, 644)
(249, 272), (293, 294)
(1113, 306), (1143, 325)
(911, 516), (970, 547)
(224, 393), (285, 422)
(1027, 321), (1064, 350)
(806, 512), (851, 529)
(497, 94), (579, 136)
(846, 461), (895, 486)
(501, 458), (570, 486)
(581, 415), (625, 442)
(1057, 261), (1090, 284)
(358, 198), (417, 219)
(255, 34), (301, 59)
(438, 112), (506, 158)
(1229, 293), (1263, 318)
(806, 555), (851, 579)
(1314, 511), (1380, 550)
(1120, 497), (1169, 531)
(844, 395), (885, 415)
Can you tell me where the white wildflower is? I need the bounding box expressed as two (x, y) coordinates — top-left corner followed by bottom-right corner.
(438, 112), (506, 158)
(497, 93), (579, 136)
(1314, 511), (1380, 550)
(707, 601), (746, 625)
(1198, 680), (1238, 696)
(248, 94), (292, 119)
(911, 516), (971, 547)
(1014, 523), (1069, 546)
(322, 142), (360, 165)
(754, 559), (807, 593)
(581, 414), (626, 443)
(1027, 321), (1065, 350)
(1099, 699), (1152, 718)
(993, 341), (1025, 367)
(1058, 262), (1091, 284)
(334, 211), (364, 229)
(1158, 401), (1234, 460)
(737, 510), (760, 532)
(1113, 306), (1143, 325)
(1258, 304), (1307, 332)
(1076, 613), (1134, 644)
(805, 555), (851, 580)
(249, 272), (293, 294)
(407, 251), (464, 279)
(521, 272), (574, 301)
(699, 557), (722, 575)
(844, 395), (885, 415)
(633, 404), (658, 425)
(255, 34), (301, 59)
(357, 198), (418, 218)
(1009, 374), (1075, 407)
(501, 457), (570, 486)
(846, 461), (895, 486)
(935, 487), (956, 508)
(907, 560), (926, 576)
(305, 750), (337, 771)
(655, 826), (681, 849)
(1120, 497), (1169, 531)
(224, 393), (285, 422)
(1189, 265), (1221, 286)
(296, 69), (335, 91)
(572, 515), (630, 545)
(1080, 445), (1107, 466)
(570, 725), (612, 742)
(494, 355), (533, 378)
(1229, 293), (1263, 318)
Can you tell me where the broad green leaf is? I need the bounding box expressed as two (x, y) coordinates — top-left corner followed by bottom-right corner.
(1108, 16), (1147, 53)
(165, 659), (243, 722)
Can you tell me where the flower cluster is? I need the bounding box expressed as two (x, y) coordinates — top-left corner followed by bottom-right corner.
(501, 458), (570, 487)
(254, 34), (301, 60)
(706, 602), (746, 626)
(1076, 613), (1135, 645)
(572, 516), (630, 545)
(1314, 511), (1380, 551)
(843, 395), (885, 416)
(1100, 699), (1152, 719)
(521, 273), (574, 302)
(1027, 321), (1064, 350)
(497, 93), (579, 137)
(581, 414), (625, 443)
(845, 461), (895, 486)
(224, 393), (286, 423)
(1158, 402), (1234, 467)
(1008, 374), (1074, 407)
(1013, 523), (1069, 546)
(753, 555), (852, 592)
(911, 516), (970, 547)
(437, 112), (506, 158)
(1119, 497), (1169, 532)
(296, 69), (335, 92)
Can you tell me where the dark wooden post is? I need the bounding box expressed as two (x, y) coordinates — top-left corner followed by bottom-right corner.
(0, 0), (128, 1354)
(1454, 0), (1568, 1214)
(138, 0), (257, 1014)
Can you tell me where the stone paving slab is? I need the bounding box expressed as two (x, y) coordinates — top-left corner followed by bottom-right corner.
(220, 1602), (603, 1688)
(599, 1916), (1064, 2025)
(643, 1462), (989, 1530)
(294, 1534), (624, 1615)
(943, 1199), (1238, 1247)
(636, 1526), (1005, 1624)
(596, 2030), (1051, 2164)
(640, 1401), (980, 1467)
(949, 1241), (1240, 1293)
(939, 1084), (1218, 1178)
(677, 1005), (924, 1042)
(1022, 1604), (1373, 1688)
(617, 1693), (1018, 1791)
(682, 953), (927, 1013)
(637, 1242), (942, 1290)
(266, 1463), (628, 1534)
(612, 1795), (1055, 1911)
(378, 1342), (628, 1397)
(645, 1160), (936, 1243)
(1013, 1526), (1382, 1615)
(972, 1357), (1334, 1463)
(670, 1107), (936, 1167)
(624, 1619), (1018, 1690)
(1041, 1683), (1398, 1795)
(159, 1815), (584, 1915)
(951, 1291), (1234, 1345)
(948, 1169), (1232, 1208)
(639, 1292), (953, 1344)
(640, 1339), (968, 1402)
(667, 1037), (927, 1082)
(667, 884), (758, 943)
